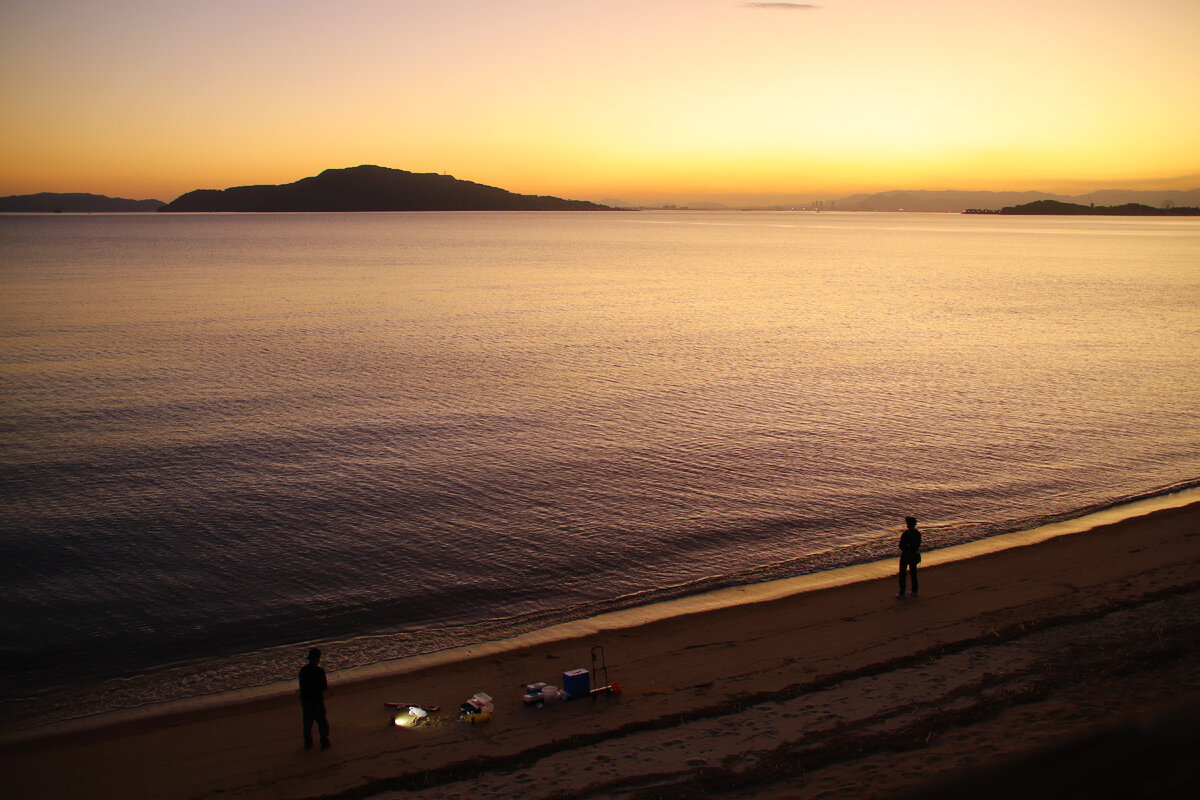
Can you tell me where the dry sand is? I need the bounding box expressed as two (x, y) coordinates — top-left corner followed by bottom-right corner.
(4, 501), (1200, 800)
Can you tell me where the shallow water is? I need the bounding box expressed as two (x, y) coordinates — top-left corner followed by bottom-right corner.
(2, 210), (1198, 723)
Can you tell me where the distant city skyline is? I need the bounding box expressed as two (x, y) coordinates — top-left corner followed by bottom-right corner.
(2, 0), (1198, 205)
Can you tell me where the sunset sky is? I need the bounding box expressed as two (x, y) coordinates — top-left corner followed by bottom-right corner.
(2, 0), (1198, 205)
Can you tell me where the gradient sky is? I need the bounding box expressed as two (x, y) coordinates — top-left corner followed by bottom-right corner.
(2, 0), (1198, 204)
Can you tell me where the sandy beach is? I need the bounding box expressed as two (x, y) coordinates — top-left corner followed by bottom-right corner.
(5, 500), (1200, 800)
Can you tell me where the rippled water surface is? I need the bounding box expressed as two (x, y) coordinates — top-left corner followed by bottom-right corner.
(2, 211), (1198, 723)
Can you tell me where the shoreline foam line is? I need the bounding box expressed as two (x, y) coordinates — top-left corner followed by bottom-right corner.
(7, 486), (1198, 745)
(344, 485), (1200, 678)
(9, 490), (1200, 800)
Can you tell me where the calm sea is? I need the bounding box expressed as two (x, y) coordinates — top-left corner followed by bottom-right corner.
(2, 211), (1198, 728)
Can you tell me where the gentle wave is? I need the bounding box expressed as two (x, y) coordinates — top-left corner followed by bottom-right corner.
(3, 211), (1199, 731)
(4, 482), (1199, 735)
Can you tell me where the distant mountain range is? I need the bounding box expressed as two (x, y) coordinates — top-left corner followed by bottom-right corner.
(0, 192), (164, 212)
(7, 173), (1200, 214)
(159, 165), (611, 212)
(828, 188), (1200, 213)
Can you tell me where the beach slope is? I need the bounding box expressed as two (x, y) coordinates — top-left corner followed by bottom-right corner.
(5, 502), (1200, 799)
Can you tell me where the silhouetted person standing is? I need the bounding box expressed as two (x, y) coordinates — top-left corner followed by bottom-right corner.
(897, 516), (921, 598)
(299, 647), (330, 750)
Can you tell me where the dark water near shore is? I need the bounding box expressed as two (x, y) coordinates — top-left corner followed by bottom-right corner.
(2, 211), (1198, 727)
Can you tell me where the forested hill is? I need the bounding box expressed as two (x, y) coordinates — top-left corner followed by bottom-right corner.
(159, 166), (611, 212)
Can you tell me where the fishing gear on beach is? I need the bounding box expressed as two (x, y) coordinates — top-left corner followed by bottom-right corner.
(522, 657), (624, 708)
(459, 691), (494, 722)
(523, 682), (564, 705)
(385, 702), (440, 728)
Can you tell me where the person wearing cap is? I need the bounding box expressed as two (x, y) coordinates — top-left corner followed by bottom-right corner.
(299, 647), (330, 750)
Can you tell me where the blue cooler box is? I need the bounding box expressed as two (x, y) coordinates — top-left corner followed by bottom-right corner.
(562, 668), (590, 699)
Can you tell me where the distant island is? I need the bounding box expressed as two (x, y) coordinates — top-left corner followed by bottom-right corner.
(603, 188), (1200, 212)
(964, 200), (1200, 216)
(0, 192), (164, 213)
(9, 177), (1200, 215)
(825, 188), (1200, 213)
(159, 165), (612, 212)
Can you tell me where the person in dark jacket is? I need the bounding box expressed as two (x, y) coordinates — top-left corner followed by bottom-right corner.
(897, 516), (921, 598)
(299, 647), (330, 750)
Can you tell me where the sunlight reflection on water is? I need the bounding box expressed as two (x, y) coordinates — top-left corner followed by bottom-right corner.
(1, 211), (1198, 716)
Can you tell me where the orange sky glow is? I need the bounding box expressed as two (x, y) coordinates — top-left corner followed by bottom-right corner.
(2, 0), (1198, 205)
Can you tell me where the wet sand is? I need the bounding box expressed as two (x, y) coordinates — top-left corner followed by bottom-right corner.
(5, 501), (1200, 800)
